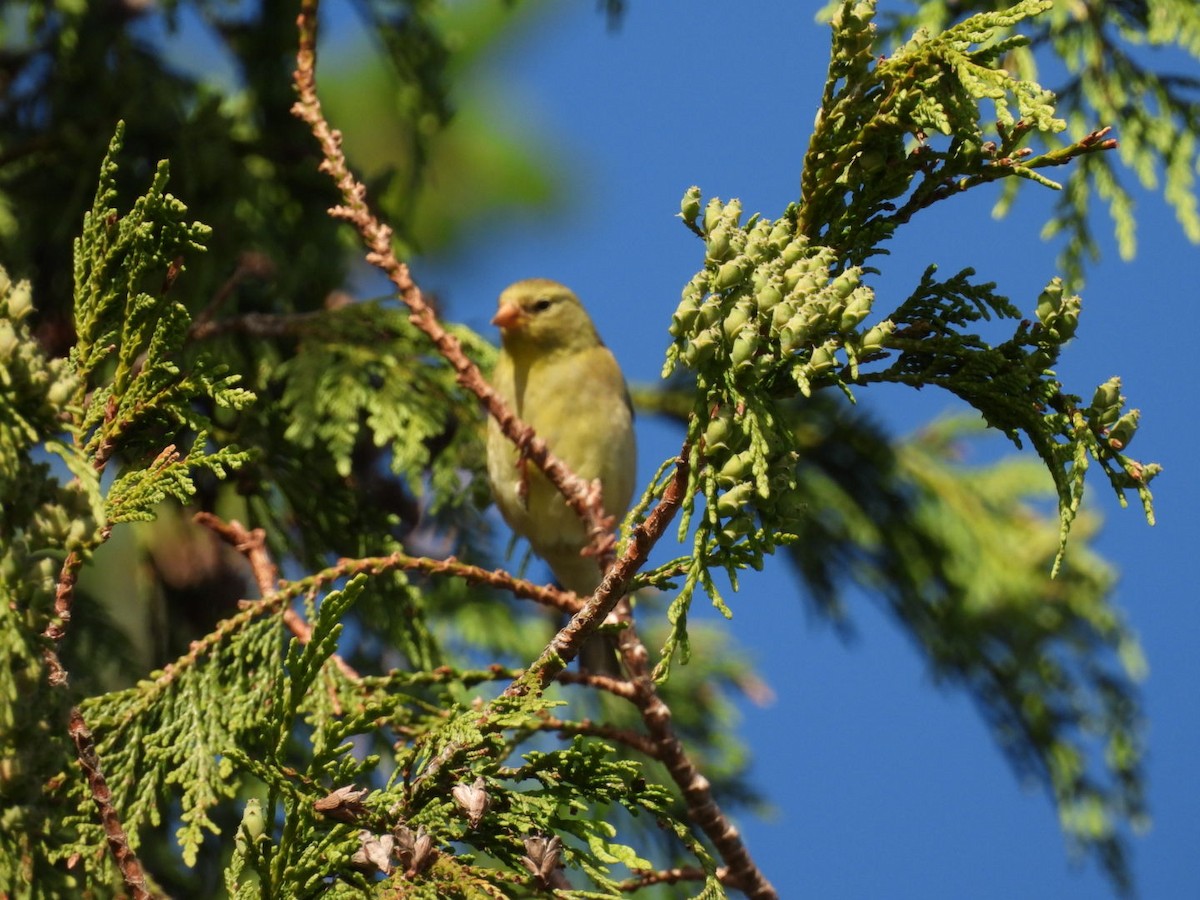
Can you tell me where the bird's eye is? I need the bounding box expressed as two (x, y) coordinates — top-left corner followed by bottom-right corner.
(532, 298), (554, 312)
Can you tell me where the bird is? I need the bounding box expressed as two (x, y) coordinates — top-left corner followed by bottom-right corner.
(486, 278), (636, 671)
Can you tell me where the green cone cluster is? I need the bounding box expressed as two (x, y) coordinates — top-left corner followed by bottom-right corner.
(1087, 377), (1140, 453)
(664, 188), (894, 552)
(666, 189), (892, 399)
(653, 189), (904, 664)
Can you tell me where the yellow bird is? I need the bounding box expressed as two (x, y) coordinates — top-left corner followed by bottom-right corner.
(487, 279), (637, 667)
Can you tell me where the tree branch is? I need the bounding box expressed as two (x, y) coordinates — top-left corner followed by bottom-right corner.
(195, 512), (361, 685)
(888, 126), (1118, 228)
(290, 549), (586, 616)
(501, 452), (691, 697)
(532, 714), (661, 759)
(43, 542), (155, 898)
(620, 865), (741, 893)
(188, 308), (326, 341)
(186, 251), (276, 341)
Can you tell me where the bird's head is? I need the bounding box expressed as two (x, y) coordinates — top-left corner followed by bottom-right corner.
(493, 279), (602, 355)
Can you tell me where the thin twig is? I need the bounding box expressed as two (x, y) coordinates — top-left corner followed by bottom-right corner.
(551, 669), (638, 700)
(295, 551), (586, 616)
(619, 866), (739, 893)
(888, 126), (1118, 228)
(500, 455), (690, 697)
(127, 538), (589, 708)
(571, 467), (780, 899)
(39, 380), (154, 898)
(188, 309), (326, 341)
(187, 251), (276, 341)
(67, 706), (155, 899)
(409, 457), (690, 803)
(533, 715), (661, 759)
(388, 663), (638, 700)
(43, 544), (156, 898)
(194, 513), (361, 684)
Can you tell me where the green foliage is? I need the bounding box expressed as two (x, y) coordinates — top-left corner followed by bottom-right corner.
(845, 0), (1200, 284)
(803, 0), (1071, 265)
(657, 190), (1156, 661)
(1, 125), (260, 894)
(0, 267), (94, 897)
(71, 125), (253, 520)
(6, 10), (742, 892)
(657, 197), (876, 672)
(637, 376), (1149, 891)
(0, 0), (498, 321)
(77, 612), (282, 869)
(0, 0), (529, 583)
(867, 267), (1159, 570)
(80, 571), (712, 897)
(276, 308), (494, 513)
(0, 268), (98, 568)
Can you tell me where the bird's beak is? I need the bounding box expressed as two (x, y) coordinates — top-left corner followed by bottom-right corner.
(492, 303), (524, 331)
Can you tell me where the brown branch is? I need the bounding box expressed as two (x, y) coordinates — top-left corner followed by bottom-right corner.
(194, 512), (361, 684)
(42, 549), (81, 687)
(42, 544), (156, 898)
(492, 459), (688, 712)
(187, 251), (276, 341)
(382, 664), (638, 703)
(288, 549), (586, 616)
(131, 536), (587, 709)
(41, 365), (149, 892)
(194, 517), (597, 689)
(620, 866), (740, 893)
(602, 493), (778, 899)
(535, 714), (660, 759)
(408, 454), (689, 787)
(68, 707), (155, 899)
(551, 669), (638, 700)
(194, 513), (277, 595)
(627, 661), (777, 897)
(502, 452), (691, 697)
(289, 0), (609, 557)
(889, 125), (1118, 228)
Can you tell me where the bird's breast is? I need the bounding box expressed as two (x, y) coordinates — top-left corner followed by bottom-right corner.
(487, 346), (636, 559)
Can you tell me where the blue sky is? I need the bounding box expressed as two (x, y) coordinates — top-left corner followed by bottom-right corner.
(403, 4), (1197, 898)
